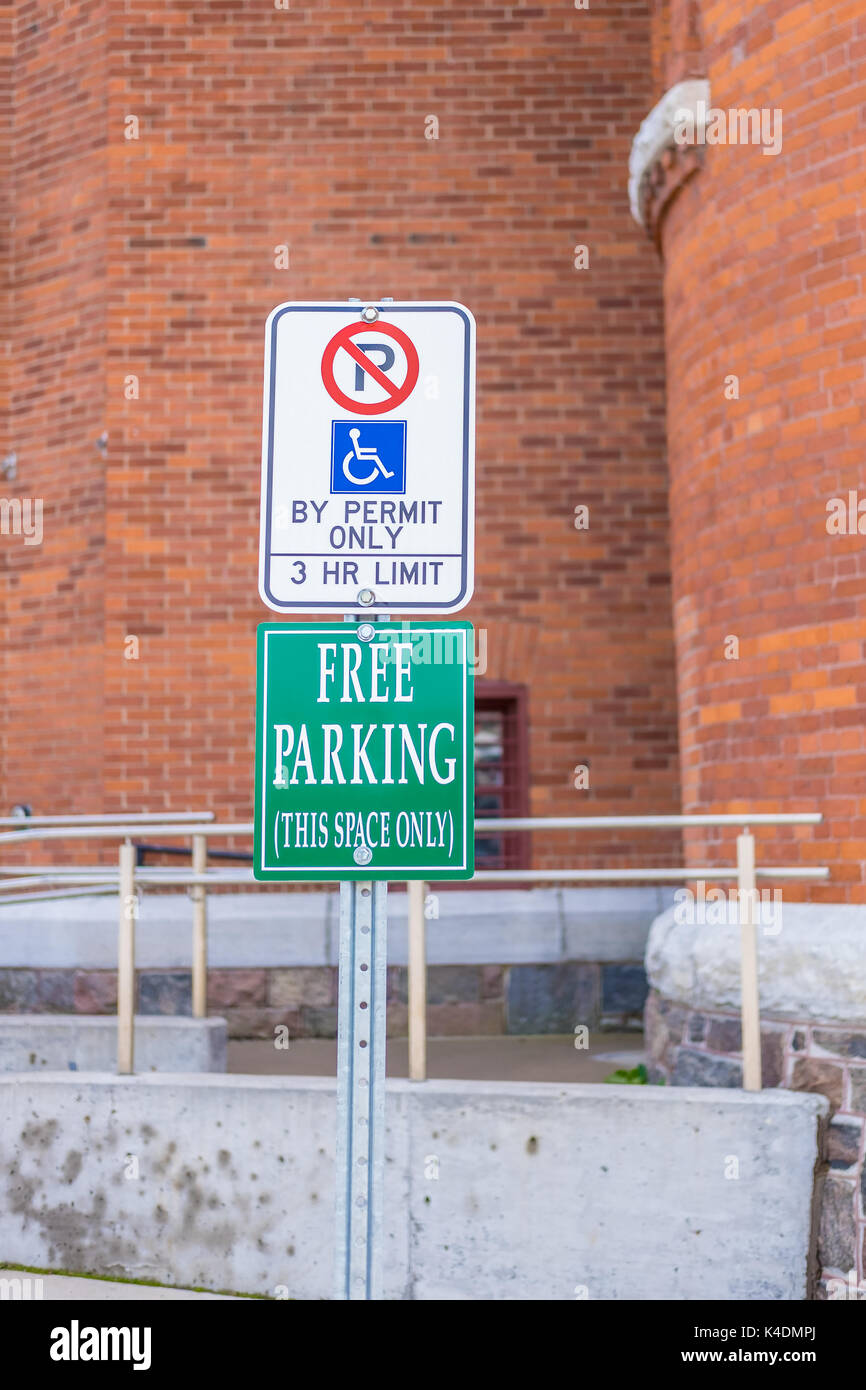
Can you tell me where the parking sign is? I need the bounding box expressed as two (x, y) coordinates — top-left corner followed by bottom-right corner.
(259, 301), (475, 614)
(254, 621), (475, 880)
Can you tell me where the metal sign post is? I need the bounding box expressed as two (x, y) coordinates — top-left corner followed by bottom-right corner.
(252, 613), (475, 1298)
(334, 875), (388, 1300)
(255, 298), (477, 1302)
(334, 610), (390, 1301)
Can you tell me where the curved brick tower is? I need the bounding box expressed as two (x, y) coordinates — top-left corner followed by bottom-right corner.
(632, 1), (866, 901)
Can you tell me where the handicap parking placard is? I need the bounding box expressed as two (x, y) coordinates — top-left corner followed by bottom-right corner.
(259, 301), (475, 614)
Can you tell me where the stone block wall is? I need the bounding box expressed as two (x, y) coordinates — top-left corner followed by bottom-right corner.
(0, 886), (667, 1038)
(0, 960), (649, 1040)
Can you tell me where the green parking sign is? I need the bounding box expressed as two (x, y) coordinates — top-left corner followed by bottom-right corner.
(254, 621), (475, 880)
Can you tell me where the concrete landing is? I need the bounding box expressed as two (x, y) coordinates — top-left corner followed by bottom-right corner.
(0, 1015), (227, 1073)
(228, 1031), (646, 1082)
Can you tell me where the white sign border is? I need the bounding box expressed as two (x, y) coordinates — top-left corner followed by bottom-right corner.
(258, 624), (471, 876)
(258, 300), (476, 615)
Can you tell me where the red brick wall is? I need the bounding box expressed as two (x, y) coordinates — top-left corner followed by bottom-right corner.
(649, 0), (704, 94)
(652, 0), (866, 899)
(0, 3), (11, 800)
(1, 2), (108, 851)
(2, 1), (682, 870)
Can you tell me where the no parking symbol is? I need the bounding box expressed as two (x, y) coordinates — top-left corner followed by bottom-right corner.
(320, 321), (419, 414)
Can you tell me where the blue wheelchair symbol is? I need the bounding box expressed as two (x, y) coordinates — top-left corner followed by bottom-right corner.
(330, 421), (406, 495)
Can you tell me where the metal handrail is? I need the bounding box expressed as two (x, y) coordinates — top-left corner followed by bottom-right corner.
(476, 813), (822, 829)
(133, 842), (253, 868)
(0, 864), (829, 884)
(0, 811), (823, 845)
(0, 812), (213, 828)
(0, 811), (828, 1090)
(0, 822), (241, 846)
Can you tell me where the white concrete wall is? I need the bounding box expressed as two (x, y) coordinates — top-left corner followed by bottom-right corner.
(0, 1074), (825, 1300)
(0, 887), (673, 968)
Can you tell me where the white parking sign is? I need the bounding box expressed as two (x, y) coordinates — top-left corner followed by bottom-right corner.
(258, 300), (475, 614)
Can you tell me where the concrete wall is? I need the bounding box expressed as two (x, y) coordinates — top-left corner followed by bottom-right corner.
(0, 887), (672, 968)
(0, 1074), (826, 1300)
(0, 887), (674, 1036)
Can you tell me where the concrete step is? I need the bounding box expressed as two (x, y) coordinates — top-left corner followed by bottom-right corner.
(0, 1015), (226, 1073)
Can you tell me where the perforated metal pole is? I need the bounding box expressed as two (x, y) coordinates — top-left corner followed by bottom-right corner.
(334, 605), (389, 1300)
(334, 878), (388, 1299)
(407, 879), (427, 1081)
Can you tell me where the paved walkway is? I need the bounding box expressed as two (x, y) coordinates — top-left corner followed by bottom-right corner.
(228, 1032), (645, 1082)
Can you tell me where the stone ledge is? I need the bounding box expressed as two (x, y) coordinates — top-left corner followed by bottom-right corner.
(647, 902), (866, 1024)
(628, 78), (709, 227)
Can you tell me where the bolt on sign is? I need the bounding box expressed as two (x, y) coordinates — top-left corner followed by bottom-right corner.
(258, 301), (475, 615)
(254, 621), (475, 880)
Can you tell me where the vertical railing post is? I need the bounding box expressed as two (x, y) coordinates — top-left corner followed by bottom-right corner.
(407, 879), (427, 1082)
(736, 829), (762, 1091)
(191, 833), (208, 1019)
(117, 840), (137, 1075)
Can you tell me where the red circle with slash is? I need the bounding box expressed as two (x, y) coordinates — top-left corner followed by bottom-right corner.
(321, 320), (419, 415)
